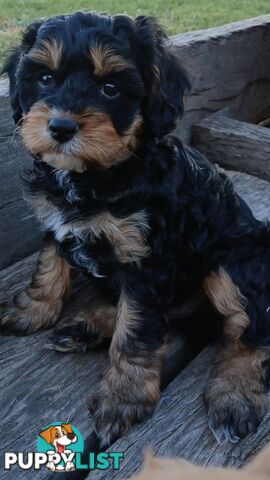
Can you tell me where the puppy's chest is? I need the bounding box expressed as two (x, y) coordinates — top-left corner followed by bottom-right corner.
(30, 192), (151, 267)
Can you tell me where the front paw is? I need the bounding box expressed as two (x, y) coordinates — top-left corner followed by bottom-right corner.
(90, 388), (155, 448)
(206, 390), (267, 444)
(0, 296), (35, 335)
(0, 291), (58, 335)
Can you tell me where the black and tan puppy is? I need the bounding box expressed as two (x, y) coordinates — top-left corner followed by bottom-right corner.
(2, 11), (270, 447)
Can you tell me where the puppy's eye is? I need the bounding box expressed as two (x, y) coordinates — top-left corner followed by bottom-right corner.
(39, 73), (54, 88)
(101, 82), (120, 98)
(55, 432), (59, 438)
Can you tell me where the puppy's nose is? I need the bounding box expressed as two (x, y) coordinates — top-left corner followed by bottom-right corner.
(67, 433), (75, 440)
(48, 118), (79, 143)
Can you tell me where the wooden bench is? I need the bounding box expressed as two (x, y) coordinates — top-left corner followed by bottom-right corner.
(2, 14), (270, 480)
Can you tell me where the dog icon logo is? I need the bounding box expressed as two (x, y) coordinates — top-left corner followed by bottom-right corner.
(37, 422), (83, 472)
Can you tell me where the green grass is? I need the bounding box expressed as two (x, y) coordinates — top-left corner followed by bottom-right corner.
(0, 0), (270, 67)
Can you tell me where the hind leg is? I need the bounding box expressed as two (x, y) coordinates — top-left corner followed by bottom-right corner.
(203, 267), (270, 443)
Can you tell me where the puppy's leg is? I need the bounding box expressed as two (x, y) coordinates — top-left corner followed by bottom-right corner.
(0, 242), (71, 334)
(92, 287), (168, 447)
(49, 302), (117, 352)
(204, 268), (270, 443)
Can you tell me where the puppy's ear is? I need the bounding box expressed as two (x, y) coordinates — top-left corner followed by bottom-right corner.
(2, 22), (43, 123)
(135, 16), (190, 138)
(39, 426), (53, 444)
(245, 443), (270, 476)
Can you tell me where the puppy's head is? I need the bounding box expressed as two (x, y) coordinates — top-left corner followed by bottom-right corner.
(39, 423), (77, 453)
(3, 12), (189, 171)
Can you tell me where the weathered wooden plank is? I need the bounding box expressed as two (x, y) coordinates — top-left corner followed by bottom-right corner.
(0, 79), (42, 270)
(192, 114), (270, 181)
(175, 15), (270, 142)
(0, 135), (42, 270)
(0, 96), (14, 136)
(173, 14), (270, 45)
(226, 170), (270, 222)
(0, 314), (108, 479)
(0, 77), (8, 97)
(89, 347), (270, 480)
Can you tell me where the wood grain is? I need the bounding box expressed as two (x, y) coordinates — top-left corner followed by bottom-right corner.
(0, 133), (42, 270)
(226, 170), (270, 221)
(192, 114), (270, 181)
(175, 15), (270, 143)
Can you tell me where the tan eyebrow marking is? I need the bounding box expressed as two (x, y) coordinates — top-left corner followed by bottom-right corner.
(29, 38), (63, 70)
(90, 45), (129, 77)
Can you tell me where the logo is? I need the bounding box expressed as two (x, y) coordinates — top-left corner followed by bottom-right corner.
(4, 422), (124, 473)
(37, 422), (83, 472)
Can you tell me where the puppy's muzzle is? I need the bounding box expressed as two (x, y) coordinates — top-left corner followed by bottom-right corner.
(48, 118), (79, 143)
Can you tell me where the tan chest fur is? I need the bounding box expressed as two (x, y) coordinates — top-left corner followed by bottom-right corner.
(29, 193), (150, 264)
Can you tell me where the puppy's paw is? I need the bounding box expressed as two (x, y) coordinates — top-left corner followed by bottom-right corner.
(46, 461), (56, 471)
(0, 295), (39, 335)
(90, 389), (155, 448)
(0, 291), (58, 335)
(47, 318), (104, 353)
(47, 333), (89, 353)
(207, 390), (267, 444)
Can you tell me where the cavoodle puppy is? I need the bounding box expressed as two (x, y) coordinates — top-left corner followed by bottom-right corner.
(2, 11), (270, 447)
(129, 444), (270, 480)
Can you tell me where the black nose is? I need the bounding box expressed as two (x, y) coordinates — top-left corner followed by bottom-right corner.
(67, 433), (75, 440)
(48, 118), (79, 143)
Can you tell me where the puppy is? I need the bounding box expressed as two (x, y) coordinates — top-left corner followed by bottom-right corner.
(129, 444), (270, 480)
(39, 423), (77, 471)
(2, 11), (270, 448)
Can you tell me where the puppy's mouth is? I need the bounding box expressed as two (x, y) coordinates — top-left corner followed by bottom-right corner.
(56, 442), (65, 454)
(21, 102), (142, 171)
